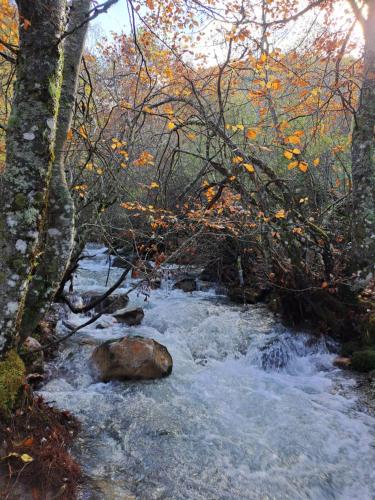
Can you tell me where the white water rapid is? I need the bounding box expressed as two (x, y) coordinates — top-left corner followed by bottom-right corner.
(39, 245), (375, 499)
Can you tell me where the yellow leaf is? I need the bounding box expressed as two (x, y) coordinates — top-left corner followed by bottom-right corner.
(167, 121), (176, 130)
(149, 181), (159, 189)
(294, 130), (304, 137)
(284, 150), (293, 160)
(187, 132), (196, 140)
(275, 209), (286, 219)
(288, 161), (299, 170)
(286, 135), (300, 144)
(20, 454), (33, 463)
(79, 126), (88, 140)
(96, 168), (103, 175)
(232, 156), (243, 164)
(243, 163), (254, 173)
(298, 161), (308, 172)
(292, 148), (301, 154)
(236, 124), (244, 131)
(246, 128), (257, 139)
(313, 158), (320, 166)
(267, 79), (281, 90)
(279, 120), (289, 131)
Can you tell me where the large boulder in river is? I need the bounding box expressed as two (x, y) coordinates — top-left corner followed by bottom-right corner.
(92, 336), (173, 381)
(113, 306), (144, 325)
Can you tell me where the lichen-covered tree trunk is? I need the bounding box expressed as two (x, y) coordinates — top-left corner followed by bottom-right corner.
(20, 0), (92, 340)
(351, 0), (375, 273)
(0, 0), (66, 354)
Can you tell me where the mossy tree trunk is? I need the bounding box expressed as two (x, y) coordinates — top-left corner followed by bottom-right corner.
(351, 0), (375, 273)
(20, 0), (92, 340)
(0, 0), (66, 354)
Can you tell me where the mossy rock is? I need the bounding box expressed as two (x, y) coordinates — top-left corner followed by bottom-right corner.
(0, 350), (25, 413)
(351, 350), (375, 373)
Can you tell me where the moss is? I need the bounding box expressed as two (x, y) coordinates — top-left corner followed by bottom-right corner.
(0, 350), (25, 413)
(351, 350), (375, 373)
(33, 191), (44, 206)
(14, 193), (28, 209)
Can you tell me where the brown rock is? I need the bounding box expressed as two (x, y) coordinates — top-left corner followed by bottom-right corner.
(333, 356), (352, 369)
(113, 307), (144, 325)
(227, 286), (261, 304)
(91, 336), (173, 381)
(81, 292), (129, 314)
(173, 277), (197, 293)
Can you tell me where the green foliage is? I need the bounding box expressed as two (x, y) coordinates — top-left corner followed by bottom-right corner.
(0, 350), (25, 413)
(351, 350), (375, 373)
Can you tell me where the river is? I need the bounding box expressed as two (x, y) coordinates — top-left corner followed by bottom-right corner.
(39, 245), (375, 499)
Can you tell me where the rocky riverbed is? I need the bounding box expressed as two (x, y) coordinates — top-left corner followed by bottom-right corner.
(38, 245), (375, 499)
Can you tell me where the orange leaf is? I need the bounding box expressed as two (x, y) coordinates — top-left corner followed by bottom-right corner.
(298, 161), (308, 172)
(246, 128), (257, 139)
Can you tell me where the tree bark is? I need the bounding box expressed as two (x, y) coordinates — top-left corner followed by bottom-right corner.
(0, 0), (66, 354)
(20, 0), (92, 340)
(351, 0), (375, 273)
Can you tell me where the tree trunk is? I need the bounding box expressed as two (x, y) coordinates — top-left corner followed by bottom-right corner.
(0, 0), (66, 354)
(351, 0), (375, 273)
(20, 0), (92, 340)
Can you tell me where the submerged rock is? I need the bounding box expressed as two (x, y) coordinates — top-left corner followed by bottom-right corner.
(91, 336), (173, 381)
(112, 255), (131, 268)
(81, 292), (130, 314)
(333, 356), (351, 369)
(227, 286), (261, 304)
(113, 307), (144, 325)
(173, 277), (197, 293)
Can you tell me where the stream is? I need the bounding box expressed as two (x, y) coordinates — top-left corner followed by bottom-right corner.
(39, 245), (375, 500)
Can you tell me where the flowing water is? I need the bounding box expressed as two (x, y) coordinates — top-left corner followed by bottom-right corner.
(39, 245), (375, 500)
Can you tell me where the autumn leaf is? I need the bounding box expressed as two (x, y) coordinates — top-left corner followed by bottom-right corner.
(286, 135), (301, 145)
(246, 128), (257, 139)
(149, 181), (159, 189)
(20, 454), (33, 463)
(275, 209), (286, 219)
(79, 126), (88, 139)
(298, 161), (308, 172)
(288, 161), (299, 170)
(284, 150), (293, 160)
(66, 129), (73, 140)
(167, 121), (176, 130)
(232, 156), (243, 164)
(243, 163), (254, 173)
(313, 158), (320, 166)
(292, 148), (301, 154)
